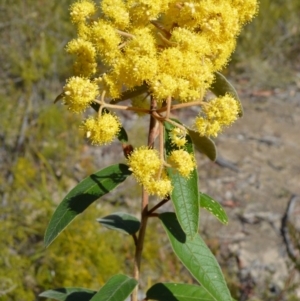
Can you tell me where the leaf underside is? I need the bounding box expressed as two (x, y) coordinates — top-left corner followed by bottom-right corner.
(187, 129), (217, 162)
(210, 72), (243, 117)
(97, 212), (141, 235)
(39, 287), (96, 301)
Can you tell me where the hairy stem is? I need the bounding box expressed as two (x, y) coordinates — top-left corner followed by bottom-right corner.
(131, 97), (158, 301)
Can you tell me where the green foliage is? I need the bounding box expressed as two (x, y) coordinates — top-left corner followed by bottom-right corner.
(89, 274), (138, 301)
(40, 288), (96, 301)
(146, 283), (216, 301)
(187, 130), (217, 162)
(199, 193), (229, 225)
(165, 121), (199, 239)
(0, 1), (132, 299)
(97, 213), (141, 235)
(159, 213), (232, 301)
(44, 164), (132, 247)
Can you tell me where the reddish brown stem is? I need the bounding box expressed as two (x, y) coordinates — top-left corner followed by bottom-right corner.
(148, 197), (170, 215)
(131, 97), (158, 301)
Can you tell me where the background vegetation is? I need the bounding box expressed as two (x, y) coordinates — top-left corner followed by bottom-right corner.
(0, 0), (299, 300)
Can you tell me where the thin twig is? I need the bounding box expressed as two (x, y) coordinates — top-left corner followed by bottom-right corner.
(148, 197), (170, 215)
(156, 99), (205, 113)
(131, 97), (157, 301)
(116, 29), (135, 39)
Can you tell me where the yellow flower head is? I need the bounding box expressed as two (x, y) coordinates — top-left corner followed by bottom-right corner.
(144, 171), (173, 198)
(101, 0), (130, 29)
(70, 0), (96, 24)
(194, 118), (221, 137)
(66, 38), (97, 77)
(82, 113), (121, 145)
(127, 147), (161, 183)
(170, 127), (187, 148)
(63, 77), (98, 113)
(203, 94), (240, 125)
(127, 147), (173, 197)
(90, 20), (122, 64)
(168, 149), (196, 178)
(194, 94), (239, 137)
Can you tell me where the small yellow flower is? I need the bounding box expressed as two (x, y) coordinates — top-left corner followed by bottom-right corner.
(194, 117), (221, 137)
(63, 77), (98, 113)
(127, 147), (173, 197)
(70, 0), (96, 24)
(204, 94), (239, 126)
(82, 113), (121, 145)
(194, 94), (239, 137)
(170, 127), (187, 148)
(101, 0), (130, 29)
(127, 147), (161, 183)
(168, 150), (196, 178)
(145, 172), (173, 198)
(66, 39), (97, 77)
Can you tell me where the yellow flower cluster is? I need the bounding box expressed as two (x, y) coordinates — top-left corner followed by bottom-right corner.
(82, 113), (121, 145)
(168, 149), (196, 177)
(169, 127), (187, 148)
(63, 76), (98, 113)
(67, 0), (257, 102)
(127, 147), (173, 198)
(61, 0), (258, 195)
(70, 0), (96, 24)
(127, 145), (196, 196)
(195, 94), (240, 137)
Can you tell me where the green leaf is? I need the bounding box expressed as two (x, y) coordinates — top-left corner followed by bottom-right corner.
(44, 164), (132, 247)
(167, 168), (199, 239)
(200, 193), (228, 225)
(164, 120), (199, 239)
(90, 274), (138, 301)
(146, 283), (215, 301)
(210, 72), (243, 117)
(187, 129), (217, 161)
(159, 212), (232, 301)
(97, 212), (141, 235)
(39, 287), (96, 301)
(117, 126), (128, 143)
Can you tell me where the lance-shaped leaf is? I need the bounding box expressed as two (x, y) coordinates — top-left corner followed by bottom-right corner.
(159, 212), (232, 301)
(97, 212), (141, 235)
(167, 168), (199, 240)
(90, 274), (138, 301)
(210, 72), (243, 117)
(44, 164), (132, 247)
(164, 120), (199, 239)
(187, 129), (217, 161)
(39, 287), (96, 301)
(200, 193), (228, 225)
(146, 283), (215, 301)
